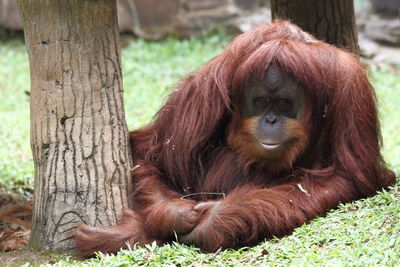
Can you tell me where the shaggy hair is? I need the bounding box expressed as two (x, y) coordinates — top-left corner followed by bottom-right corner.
(75, 20), (395, 256)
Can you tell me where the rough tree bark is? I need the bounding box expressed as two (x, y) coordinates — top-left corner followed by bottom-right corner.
(271, 0), (359, 54)
(18, 0), (132, 252)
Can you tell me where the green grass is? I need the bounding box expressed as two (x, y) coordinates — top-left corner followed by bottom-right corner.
(0, 37), (32, 193)
(48, 188), (400, 266)
(121, 31), (232, 129)
(0, 30), (232, 192)
(0, 31), (399, 266)
(372, 66), (400, 172)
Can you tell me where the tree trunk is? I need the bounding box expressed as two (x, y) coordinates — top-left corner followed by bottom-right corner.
(18, 0), (132, 252)
(271, 0), (359, 54)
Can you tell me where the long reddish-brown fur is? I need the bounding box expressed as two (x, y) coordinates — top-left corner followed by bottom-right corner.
(75, 20), (395, 255)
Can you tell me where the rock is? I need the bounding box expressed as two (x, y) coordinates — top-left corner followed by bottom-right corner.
(0, 0), (22, 30)
(227, 8), (271, 34)
(364, 17), (400, 45)
(358, 33), (380, 58)
(176, 6), (239, 37)
(117, 0), (135, 33)
(132, 0), (181, 40)
(372, 46), (400, 66)
(370, 0), (400, 17)
(359, 33), (400, 66)
(184, 0), (228, 11)
(234, 0), (261, 10)
(1, 0), (272, 40)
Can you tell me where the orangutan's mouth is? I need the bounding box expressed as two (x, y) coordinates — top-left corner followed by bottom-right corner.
(260, 142), (281, 150)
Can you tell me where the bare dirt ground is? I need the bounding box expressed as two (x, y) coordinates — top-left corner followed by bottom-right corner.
(0, 188), (82, 266)
(0, 249), (76, 266)
(0, 187), (32, 253)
